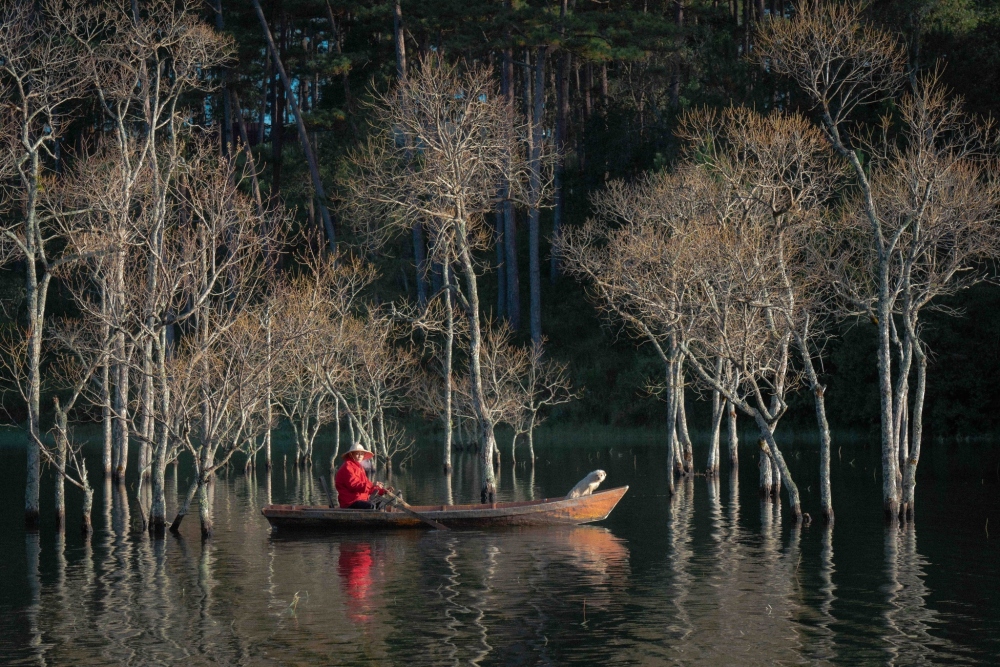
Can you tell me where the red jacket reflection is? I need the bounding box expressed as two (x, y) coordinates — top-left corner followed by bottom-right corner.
(335, 459), (385, 507)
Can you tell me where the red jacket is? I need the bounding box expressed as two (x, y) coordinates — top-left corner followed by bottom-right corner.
(335, 459), (385, 507)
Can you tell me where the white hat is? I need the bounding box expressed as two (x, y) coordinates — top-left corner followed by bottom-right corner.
(342, 442), (374, 461)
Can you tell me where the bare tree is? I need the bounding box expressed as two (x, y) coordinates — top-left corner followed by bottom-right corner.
(0, 1), (85, 529)
(509, 342), (577, 464)
(406, 270), (468, 474)
(271, 278), (332, 467)
(756, 2), (1000, 519)
(559, 159), (810, 520)
(455, 323), (528, 470)
(678, 106), (843, 521)
(346, 56), (541, 502)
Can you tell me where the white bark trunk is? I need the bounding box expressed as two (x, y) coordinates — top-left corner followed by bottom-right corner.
(727, 399), (739, 468)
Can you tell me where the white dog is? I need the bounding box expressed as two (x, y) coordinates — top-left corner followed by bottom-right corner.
(566, 470), (607, 499)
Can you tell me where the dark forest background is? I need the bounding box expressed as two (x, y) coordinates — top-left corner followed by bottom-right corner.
(3, 0), (999, 437)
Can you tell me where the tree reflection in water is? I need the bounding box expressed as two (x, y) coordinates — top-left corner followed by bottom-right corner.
(4, 444), (997, 665)
(883, 523), (956, 665)
(666, 475), (696, 645)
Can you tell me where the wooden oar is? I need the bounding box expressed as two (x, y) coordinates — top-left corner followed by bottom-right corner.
(316, 475), (336, 508)
(382, 490), (449, 531)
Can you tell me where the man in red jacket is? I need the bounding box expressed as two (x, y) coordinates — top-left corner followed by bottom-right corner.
(335, 443), (392, 509)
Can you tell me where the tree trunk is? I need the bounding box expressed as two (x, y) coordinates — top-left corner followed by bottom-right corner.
(727, 399), (739, 468)
(24, 170), (47, 529)
(752, 412), (803, 521)
(527, 46), (546, 346)
(169, 477), (199, 533)
(665, 352), (679, 496)
(81, 485), (94, 536)
(252, 0), (337, 252)
(198, 479), (214, 539)
(55, 426), (66, 532)
(503, 48), (520, 330)
(707, 388), (723, 476)
(257, 56), (269, 146)
(902, 344), (926, 520)
(270, 18), (284, 201)
(669, 1), (684, 108)
(600, 62), (609, 107)
(503, 204), (519, 330)
(455, 228), (498, 502)
(796, 323), (834, 523)
(331, 399), (340, 471)
(815, 382), (834, 523)
(112, 341), (130, 482)
(393, 1), (428, 305)
(101, 284), (112, 477)
(759, 442), (773, 498)
(149, 330), (169, 536)
(443, 260), (454, 474)
(211, 0), (233, 159)
(877, 276), (900, 519)
(265, 308), (273, 470)
(676, 360), (694, 475)
(138, 340), (153, 480)
(551, 50), (570, 283)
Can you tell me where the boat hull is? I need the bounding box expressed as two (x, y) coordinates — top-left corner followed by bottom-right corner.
(261, 486), (628, 531)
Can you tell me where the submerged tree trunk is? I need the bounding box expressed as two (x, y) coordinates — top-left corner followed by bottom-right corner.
(753, 413), (802, 521)
(149, 330), (170, 536)
(169, 478), (200, 533)
(665, 350), (679, 496)
(443, 260), (454, 474)
(456, 229), (498, 502)
(901, 342), (926, 520)
(265, 308), (273, 470)
(877, 273), (900, 519)
(112, 342), (131, 482)
(198, 479), (214, 539)
(676, 360), (694, 475)
(101, 284), (112, 477)
(814, 383), (834, 523)
(81, 485), (94, 536)
(55, 426), (66, 532)
(795, 322), (834, 523)
(759, 441), (773, 498)
(707, 389), (724, 476)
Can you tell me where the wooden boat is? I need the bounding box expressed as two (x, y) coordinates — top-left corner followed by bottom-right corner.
(261, 485), (628, 531)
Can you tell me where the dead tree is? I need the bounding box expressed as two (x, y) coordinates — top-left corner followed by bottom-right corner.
(346, 56), (540, 503)
(509, 342), (577, 463)
(0, 1), (86, 529)
(756, 3), (1000, 519)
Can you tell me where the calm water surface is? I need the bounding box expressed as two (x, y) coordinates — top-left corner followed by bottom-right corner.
(1, 430), (998, 665)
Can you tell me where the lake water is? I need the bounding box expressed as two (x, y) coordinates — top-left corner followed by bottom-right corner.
(1, 428), (998, 665)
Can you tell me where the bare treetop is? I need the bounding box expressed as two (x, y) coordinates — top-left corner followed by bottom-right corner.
(754, 1), (906, 130)
(347, 55), (537, 263)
